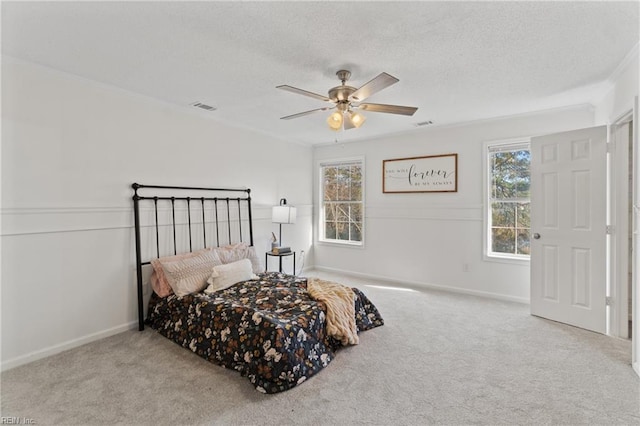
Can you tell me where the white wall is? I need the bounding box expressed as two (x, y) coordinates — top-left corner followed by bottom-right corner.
(313, 106), (595, 302)
(1, 58), (313, 369)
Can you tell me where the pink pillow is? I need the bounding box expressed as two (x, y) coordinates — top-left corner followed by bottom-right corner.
(150, 248), (213, 297)
(149, 271), (172, 298)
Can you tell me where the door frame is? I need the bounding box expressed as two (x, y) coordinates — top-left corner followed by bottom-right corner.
(609, 110), (633, 339)
(609, 96), (638, 378)
(634, 95), (639, 377)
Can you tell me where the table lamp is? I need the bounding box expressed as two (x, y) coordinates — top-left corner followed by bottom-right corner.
(271, 198), (296, 247)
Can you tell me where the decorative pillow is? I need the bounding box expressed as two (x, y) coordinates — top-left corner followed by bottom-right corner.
(149, 271), (172, 298)
(204, 258), (257, 294)
(158, 249), (223, 297)
(150, 248), (213, 297)
(213, 242), (262, 274)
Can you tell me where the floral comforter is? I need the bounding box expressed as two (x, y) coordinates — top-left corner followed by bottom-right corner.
(146, 272), (384, 393)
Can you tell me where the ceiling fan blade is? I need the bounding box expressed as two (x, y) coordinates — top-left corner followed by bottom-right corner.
(358, 103), (418, 116)
(276, 85), (331, 102)
(349, 72), (399, 102)
(280, 107), (331, 120)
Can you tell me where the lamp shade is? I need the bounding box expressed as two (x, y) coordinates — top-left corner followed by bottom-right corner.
(327, 111), (343, 131)
(272, 205), (297, 224)
(349, 111), (366, 128)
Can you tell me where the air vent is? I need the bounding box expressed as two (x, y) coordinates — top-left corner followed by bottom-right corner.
(415, 120), (433, 127)
(191, 102), (217, 112)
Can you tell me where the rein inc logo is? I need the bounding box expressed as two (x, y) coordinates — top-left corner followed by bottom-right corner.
(0, 418), (35, 425)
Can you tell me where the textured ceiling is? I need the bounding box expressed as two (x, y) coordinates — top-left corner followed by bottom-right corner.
(2, 1), (639, 145)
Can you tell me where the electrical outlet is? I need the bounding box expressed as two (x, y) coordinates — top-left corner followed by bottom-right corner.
(462, 263), (469, 272)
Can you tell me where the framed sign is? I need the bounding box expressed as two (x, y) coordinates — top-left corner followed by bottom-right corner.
(383, 153), (458, 193)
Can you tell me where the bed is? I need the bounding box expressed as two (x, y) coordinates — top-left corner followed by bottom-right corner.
(132, 184), (384, 393)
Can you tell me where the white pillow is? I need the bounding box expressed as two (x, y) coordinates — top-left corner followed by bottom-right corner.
(205, 258), (257, 294)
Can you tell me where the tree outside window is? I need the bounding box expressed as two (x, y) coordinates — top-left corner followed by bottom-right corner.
(320, 161), (363, 245)
(488, 144), (531, 257)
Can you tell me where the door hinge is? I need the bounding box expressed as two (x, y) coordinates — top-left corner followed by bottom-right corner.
(606, 225), (615, 235)
(607, 142), (615, 153)
(606, 296), (613, 306)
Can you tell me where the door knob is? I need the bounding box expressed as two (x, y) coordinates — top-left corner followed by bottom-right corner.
(533, 233), (541, 239)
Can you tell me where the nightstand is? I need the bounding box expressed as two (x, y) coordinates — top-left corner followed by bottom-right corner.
(265, 251), (296, 275)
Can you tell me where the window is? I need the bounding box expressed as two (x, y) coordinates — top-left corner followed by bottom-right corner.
(319, 159), (364, 245)
(486, 141), (531, 259)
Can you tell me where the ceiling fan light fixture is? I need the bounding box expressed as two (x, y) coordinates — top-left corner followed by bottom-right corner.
(327, 111), (343, 131)
(278, 69), (418, 131)
(349, 110), (366, 128)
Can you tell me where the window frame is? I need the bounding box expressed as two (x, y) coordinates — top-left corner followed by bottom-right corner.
(483, 139), (531, 264)
(318, 157), (365, 247)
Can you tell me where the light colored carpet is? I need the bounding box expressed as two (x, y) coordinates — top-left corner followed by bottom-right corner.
(1, 270), (638, 425)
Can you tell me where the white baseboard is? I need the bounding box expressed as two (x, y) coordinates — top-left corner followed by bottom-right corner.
(310, 265), (530, 305)
(634, 362), (640, 378)
(1, 321), (138, 372)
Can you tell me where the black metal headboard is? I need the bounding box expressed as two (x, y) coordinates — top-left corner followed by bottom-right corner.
(132, 183), (253, 330)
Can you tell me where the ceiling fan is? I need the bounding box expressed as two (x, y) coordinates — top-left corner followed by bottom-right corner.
(277, 70), (418, 131)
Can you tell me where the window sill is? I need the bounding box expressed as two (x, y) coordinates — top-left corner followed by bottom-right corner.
(484, 253), (530, 266)
(317, 239), (365, 249)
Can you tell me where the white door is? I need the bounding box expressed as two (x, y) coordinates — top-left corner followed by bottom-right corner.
(530, 125), (607, 333)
